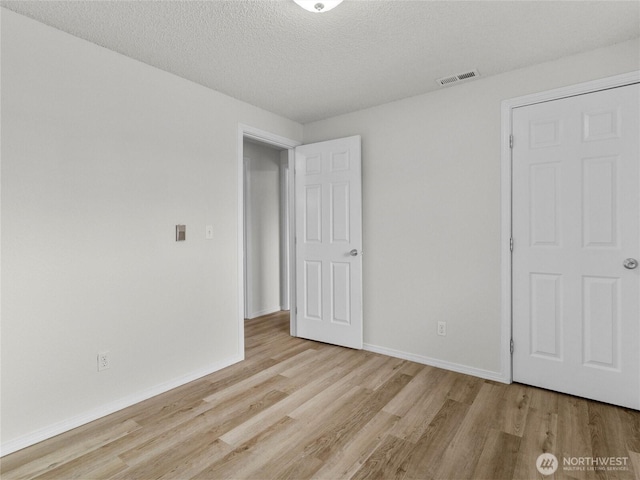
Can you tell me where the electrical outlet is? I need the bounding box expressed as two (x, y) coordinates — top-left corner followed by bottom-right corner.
(437, 321), (446, 336)
(97, 351), (110, 371)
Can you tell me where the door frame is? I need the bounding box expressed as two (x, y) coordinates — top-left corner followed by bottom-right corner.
(237, 124), (301, 357)
(500, 71), (640, 383)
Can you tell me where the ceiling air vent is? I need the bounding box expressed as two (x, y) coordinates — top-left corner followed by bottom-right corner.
(436, 69), (480, 87)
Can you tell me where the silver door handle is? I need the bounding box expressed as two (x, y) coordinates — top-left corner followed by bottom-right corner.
(623, 258), (638, 269)
(349, 249), (358, 257)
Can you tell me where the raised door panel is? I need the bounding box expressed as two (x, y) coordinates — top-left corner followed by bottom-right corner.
(330, 150), (350, 172)
(582, 156), (618, 248)
(330, 182), (350, 244)
(529, 163), (561, 247)
(582, 276), (619, 370)
(529, 118), (562, 149)
(529, 273), (563, 359)
(304, 261), (323, 321)
(304, 185), (322, 243)
(583, 108), (621, 142)
(331, 262), (351, 325)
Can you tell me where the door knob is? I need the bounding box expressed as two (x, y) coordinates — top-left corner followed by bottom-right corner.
(623, 258), (638, 270)
(349, 249), (358, 257)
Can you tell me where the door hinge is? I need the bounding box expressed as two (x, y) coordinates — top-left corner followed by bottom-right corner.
(509, 134), (514, 149)
(510, 237), (513, 252)
(510, 339), (514, 354)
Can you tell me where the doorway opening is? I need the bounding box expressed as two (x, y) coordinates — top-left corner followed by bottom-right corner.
(237, 125), (300, 358)
(243, 138), (289, 320)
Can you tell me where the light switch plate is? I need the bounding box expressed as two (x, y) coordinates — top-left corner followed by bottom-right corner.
(206, 225), (214, 239)
(176, 225), (186, 241)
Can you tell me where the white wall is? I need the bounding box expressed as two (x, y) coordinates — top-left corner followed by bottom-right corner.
(303, 38), (640, 379)
(243, 141), (281, 318)
(0, 9), (302, 453)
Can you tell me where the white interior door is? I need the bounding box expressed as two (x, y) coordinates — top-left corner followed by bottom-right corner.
(294, 136), (362, 349)
(512, 83), (639, 409)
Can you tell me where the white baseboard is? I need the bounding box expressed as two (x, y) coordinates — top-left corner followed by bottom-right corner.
(0, 353), (244, 457)
(247, 306), (281, 319)
(363, 343), (510, 384)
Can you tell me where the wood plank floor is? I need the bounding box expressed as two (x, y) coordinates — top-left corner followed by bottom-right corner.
(2, 311), (639, 480)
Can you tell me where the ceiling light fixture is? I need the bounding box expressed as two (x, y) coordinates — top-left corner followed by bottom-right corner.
(293, 0), (343, 13)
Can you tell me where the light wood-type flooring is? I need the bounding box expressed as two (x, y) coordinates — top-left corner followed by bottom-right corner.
(2, 311), (639, 480)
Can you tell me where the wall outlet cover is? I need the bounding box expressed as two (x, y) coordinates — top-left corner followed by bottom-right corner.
(97, 352), (110, 371)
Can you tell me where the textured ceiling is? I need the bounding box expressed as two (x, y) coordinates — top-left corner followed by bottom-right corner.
(2, 1), (639, 123)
